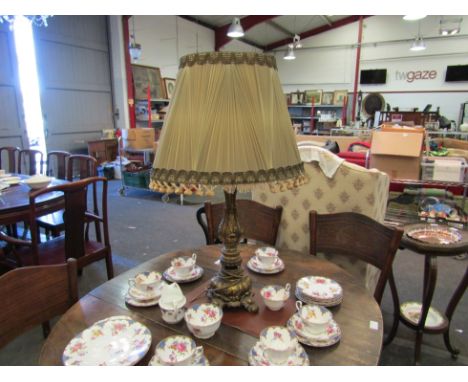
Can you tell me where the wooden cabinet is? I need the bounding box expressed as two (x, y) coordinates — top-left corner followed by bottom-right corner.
(87, 139), (118, 165)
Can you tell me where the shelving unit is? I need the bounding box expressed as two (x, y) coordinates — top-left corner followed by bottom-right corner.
(288, 104), (346, 135)
(135, 98), (170, 141)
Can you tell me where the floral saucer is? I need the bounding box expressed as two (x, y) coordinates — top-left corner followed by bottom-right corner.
(248, 341), (309, 366)
(400, 301), (445, 328)
(287, 313), (341, 348)
(128, 286), (161, 301)
(295, 288), (343, 308)
(163, 265), (204, 283)
(62, 316), (152, 366)
(296, 276), (342, 301)
(247, 256), (285, 274)
(149, 354), (209, 366)
(125, 293), (161, 307)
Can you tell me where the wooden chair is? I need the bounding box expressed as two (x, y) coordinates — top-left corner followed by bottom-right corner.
(46, 151), (70, 179)
(37, 154), (98, 239)
(0, 258), (78, 348)
(309, 210), (403, 345)
(0, 177), (114, 279)
(196, 200), (283, 246)
(67, 154), (97, 181)
(0, 146), (19, 173)
(18, 149), (44, 175)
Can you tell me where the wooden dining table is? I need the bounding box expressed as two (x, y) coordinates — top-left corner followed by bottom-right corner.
(39, 245), (384, 366)
(0, 174), (67, 226)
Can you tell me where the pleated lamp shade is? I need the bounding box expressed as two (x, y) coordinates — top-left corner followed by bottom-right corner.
(150, 51), (307, 196)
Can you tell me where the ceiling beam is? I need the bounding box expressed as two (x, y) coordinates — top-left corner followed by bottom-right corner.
(319, 15), (333, 26)
(215, 15), (279, 51)
(264, 15), (372, 51)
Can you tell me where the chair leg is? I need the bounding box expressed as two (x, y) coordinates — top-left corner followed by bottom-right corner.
(105, 252), (114, 280)
(384, 311), (400, 346)
(42, 321), (51, 338)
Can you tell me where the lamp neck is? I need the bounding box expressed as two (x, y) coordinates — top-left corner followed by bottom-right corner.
(219, 188), (242, 265)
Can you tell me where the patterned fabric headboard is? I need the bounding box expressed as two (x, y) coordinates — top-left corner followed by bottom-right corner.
(253, 158), (390, 291)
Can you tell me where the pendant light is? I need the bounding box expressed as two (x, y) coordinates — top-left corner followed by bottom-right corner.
(403, 15), (427, 21)
(284, 44), (296, 60)
(227, 17), (244, 38)
(129, 16), (142, 61)
(410, 21), (426, 51)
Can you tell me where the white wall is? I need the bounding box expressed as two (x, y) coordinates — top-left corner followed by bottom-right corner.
(277, 15), (468, 124)
(129, 16), (214, 78)
(108, 16), (130, 131)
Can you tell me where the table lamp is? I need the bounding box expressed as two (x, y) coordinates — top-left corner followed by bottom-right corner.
(150, 52), (307, 312)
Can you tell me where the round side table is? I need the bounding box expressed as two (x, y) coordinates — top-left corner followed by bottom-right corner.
(391, 223), (468, 365)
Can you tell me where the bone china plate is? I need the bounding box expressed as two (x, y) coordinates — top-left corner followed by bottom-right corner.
(406, 226), (462, 245)
(62, 316), (151, 366)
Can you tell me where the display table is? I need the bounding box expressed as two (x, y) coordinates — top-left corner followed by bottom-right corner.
(392, 224), (468, 365)
(39, 245), (383, 366)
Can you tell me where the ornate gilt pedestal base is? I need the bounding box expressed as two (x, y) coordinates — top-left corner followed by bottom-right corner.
(206, 190), (258, 313)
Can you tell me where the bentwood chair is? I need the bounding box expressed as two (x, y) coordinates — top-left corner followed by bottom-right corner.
(0, 177), (114, 279)
(37, 154), (98, 239)
(196, 200), (283, 246)
(309, 210), (403, 345)
(0, 258), (78, 348)
(0, 146), (20, 173)
(18, 149), (44, 175)
(46, 151), (70, 179)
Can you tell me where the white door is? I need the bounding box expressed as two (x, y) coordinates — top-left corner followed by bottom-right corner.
(0, 22), (28, 150)
(34, 16), (115, 153)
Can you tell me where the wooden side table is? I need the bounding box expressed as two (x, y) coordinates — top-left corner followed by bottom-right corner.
(388, 223), (468, 365)
(87, 139), (118, 165)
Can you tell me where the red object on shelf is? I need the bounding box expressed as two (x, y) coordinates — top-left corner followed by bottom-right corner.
(122, 16), (136, 129)
(310, 98), (315, 132)
(342, 96), (348, 125)
(147, 85), (152, 129)
(337, 141), (371, 168)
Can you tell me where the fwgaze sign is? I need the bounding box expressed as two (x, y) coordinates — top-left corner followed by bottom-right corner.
(395, 70), (438, 83)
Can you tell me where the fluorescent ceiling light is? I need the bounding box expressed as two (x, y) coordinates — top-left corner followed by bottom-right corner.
(283, 44), (296, 60)
(410, 36), (426, 51)
(403, 15), (427, 21)
(227, 17), (244, 38)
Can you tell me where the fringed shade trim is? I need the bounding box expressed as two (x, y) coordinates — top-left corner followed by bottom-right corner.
(149, 171), (308, 196)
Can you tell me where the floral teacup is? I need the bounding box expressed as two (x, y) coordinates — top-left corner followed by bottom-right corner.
(296, 301), (332, 335)
(261, 283), (291, 311)
(128, 271), (162, 294)
(160, 295), (187, 324)
(185, 303), (223, 339)
(255, 247), (279, 267)
(155, 335), (204, 366)
(171, 253), (197, 277)
(259, 326), (298, 365)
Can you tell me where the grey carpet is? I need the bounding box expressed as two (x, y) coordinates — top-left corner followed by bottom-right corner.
(0, 179), (466, 366)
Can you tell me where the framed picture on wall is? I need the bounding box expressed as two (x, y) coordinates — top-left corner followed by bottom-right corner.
(132, 64), (164, 100)
(163, 78), (176, 99)
(304, 89), (322, 105)
(333, 90), (348, 106)
(322, 92), (334, 105)
(290, 92), (298, 105)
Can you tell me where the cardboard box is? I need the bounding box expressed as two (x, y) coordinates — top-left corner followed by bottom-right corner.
(370, 130), (424, 180)
(380, 124), (425, 134)
(122, 128), (155, 149)
(421, 156), (467, 182)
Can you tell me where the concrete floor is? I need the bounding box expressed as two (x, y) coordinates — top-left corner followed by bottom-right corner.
(0, 180), (466, 366)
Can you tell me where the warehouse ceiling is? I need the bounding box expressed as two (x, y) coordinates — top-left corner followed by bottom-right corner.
(181, 15), (361, 51)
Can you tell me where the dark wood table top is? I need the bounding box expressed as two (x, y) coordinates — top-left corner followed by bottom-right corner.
(401, 223), (468, 256)
(0, 174), (67, 225)
(39, 245), (384, 366)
